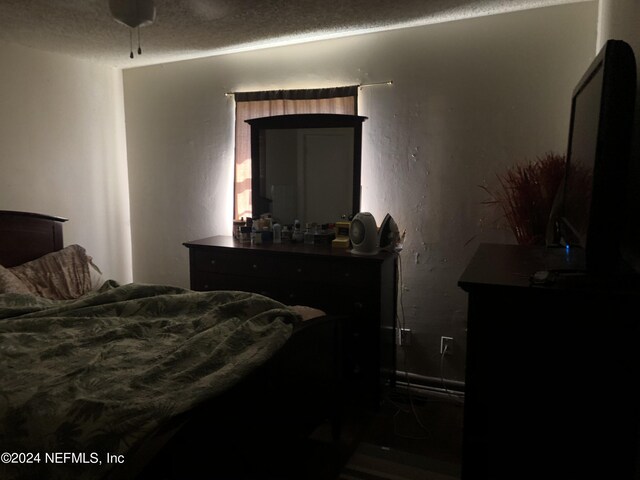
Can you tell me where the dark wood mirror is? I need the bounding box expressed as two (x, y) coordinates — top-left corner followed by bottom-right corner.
(246, 114), (367, 225)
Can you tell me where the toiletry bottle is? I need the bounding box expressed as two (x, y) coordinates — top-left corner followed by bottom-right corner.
(282, 225), (291, 243)
(240, 226), (251, 244)
(304, 223), (314, 244)
(292, 220), (303, 243)
(251, 223), (262, 244)
(273, 223), (282, 243)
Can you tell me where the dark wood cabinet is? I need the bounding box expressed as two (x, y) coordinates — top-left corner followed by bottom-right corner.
(184, 236), (398, 401)
(459, 244), (640, 479)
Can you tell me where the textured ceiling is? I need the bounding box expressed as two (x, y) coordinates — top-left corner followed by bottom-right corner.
(0, 0), (588, 69)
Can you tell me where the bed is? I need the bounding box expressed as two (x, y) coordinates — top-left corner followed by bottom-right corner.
(0, 210), (345, 480)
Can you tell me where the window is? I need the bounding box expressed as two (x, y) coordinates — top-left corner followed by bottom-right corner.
(233, 86), (357, 220)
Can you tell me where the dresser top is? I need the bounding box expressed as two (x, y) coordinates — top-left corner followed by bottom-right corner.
(458, 243), (640, 293)
(184, 235), (395, 262)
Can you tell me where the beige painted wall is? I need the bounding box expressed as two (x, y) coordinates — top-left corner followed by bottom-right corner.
(597, 0), (640, 53)
(123, 2), (597, 380)
(0, 41), (132, 283)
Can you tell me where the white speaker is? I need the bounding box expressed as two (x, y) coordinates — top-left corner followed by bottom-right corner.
(349, 212), (378, 255)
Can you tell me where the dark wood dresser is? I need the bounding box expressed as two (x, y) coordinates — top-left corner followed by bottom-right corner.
(459, 243), (640, 479)
(184, 235), (398, 401)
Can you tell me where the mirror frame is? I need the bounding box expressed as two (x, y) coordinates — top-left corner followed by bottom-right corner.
(246, 113), (367, 222)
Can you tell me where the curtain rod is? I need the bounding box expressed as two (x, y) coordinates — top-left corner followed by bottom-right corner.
(359, 80), (393, 88)
(224, 80), (393, 97)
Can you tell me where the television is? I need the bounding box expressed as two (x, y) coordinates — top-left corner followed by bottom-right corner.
(556, 39), (637, 275)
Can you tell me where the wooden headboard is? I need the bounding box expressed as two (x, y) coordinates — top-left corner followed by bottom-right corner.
(0, 211), (68, 267)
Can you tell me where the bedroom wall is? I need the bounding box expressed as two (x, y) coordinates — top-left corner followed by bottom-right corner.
(0, 41), (132, 283)
(597, 0), (640, 53)
(123, 2), (597, 382)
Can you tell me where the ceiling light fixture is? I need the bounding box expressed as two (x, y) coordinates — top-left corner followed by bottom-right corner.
(108, 0), (156, 59)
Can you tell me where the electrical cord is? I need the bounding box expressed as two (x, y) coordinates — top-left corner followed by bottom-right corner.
(439, 345), (464, 404)
(390, 244), (465, 442)
(391, 251), (430, 440)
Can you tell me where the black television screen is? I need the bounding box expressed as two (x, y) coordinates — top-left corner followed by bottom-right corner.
(558, 39), (636, 274)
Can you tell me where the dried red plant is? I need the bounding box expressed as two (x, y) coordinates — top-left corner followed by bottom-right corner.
(481, 153), (567, 245)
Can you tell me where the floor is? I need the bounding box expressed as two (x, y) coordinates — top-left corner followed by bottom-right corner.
(140, 387), (464, 480)
(284, 388), (465, 480)
(362, 390), (464, 468)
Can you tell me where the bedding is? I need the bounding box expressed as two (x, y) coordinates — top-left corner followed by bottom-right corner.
(0, 281), (302, 480)
(0, 265), (32, 294)
(2, 244), (95, 300)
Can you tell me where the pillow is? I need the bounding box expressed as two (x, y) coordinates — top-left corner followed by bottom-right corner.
(88, 257), (104, 291)
(289, 305), (326, 321)
(9, 245), (93, 300)
(0, 264), (32, 294)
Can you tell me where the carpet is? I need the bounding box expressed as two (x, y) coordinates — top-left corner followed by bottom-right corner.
(338, 443), (460, 480)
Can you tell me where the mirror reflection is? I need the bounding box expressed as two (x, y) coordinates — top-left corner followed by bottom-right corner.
(247, 114), (367, 226)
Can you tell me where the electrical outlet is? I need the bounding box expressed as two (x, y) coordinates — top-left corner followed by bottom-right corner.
(440, 336), (453, 355)
(397, 328), (412, 346)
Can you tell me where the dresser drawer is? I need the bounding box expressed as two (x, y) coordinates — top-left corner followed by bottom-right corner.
(191, 249), (276, 277)
(272, 255), (332, 281)
(192, 270), (334, 309)
(330, 259), (381, 287)
(191, 271), (282, 297)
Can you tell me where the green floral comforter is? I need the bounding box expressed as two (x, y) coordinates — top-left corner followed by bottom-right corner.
(0, 281), (300, 479)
